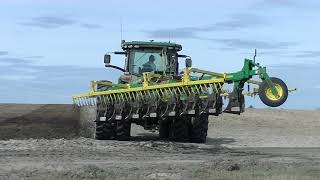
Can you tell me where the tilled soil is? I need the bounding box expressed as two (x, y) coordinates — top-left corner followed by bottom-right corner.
(0, 138), (319, 179)
(0, 105), (320, 179)
(0, 104), (79, 140)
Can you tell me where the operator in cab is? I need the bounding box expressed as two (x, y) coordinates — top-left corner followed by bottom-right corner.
(142, 55), (156, 72)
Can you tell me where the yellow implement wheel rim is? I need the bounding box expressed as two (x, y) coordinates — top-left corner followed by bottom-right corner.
(265, 84), (283, 101)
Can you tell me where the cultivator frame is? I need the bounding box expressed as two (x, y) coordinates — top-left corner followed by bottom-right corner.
(73, 58), (288, 112)
(73, 67), (226, 117)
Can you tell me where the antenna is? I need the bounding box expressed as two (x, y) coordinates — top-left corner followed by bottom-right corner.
(120, 17), (123, 44)
(253, 49), (257, 63)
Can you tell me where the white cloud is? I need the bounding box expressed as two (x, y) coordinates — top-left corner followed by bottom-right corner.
(0, 62), (13, 66)
(0, 75), (36, 81)
(13, 67), (39, 73)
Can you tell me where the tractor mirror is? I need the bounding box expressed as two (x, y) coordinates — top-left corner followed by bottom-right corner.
(104, 54), (111, 64)
(185, 57), (192, 67)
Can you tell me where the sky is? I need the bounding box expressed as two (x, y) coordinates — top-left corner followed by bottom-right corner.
(0, 0), (319, 109)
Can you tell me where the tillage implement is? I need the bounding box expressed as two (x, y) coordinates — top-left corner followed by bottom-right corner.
(73, 40), (295, 143)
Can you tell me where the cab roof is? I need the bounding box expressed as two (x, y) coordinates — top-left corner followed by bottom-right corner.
(121, 41), (182, 51)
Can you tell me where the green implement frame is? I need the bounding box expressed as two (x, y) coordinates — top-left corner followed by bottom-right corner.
(73, 58), (295, 107)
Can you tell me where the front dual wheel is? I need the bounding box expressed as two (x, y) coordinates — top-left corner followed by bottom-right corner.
(258, 77), (288, 107)
(95, 122), (116, 140)
(95, 120), (131, 141)
(159, 115), (209, 143)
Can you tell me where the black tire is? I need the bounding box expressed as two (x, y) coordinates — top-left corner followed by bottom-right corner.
(190, 115), (209, 143)
(215, 95), (223, 115)
(116, 120), (131, 141)
(159, 119), (170, 139)
(95, 122), (115, 140)
(95, 80), (116, 140)
(95, 122), (106, 140)
(169, 117), (189, 142)
(259, 77), (288, 107)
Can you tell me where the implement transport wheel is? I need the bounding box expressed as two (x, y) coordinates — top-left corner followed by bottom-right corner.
(169, 117), (190, 142)
(95, 122), (116, 140)
(190, 115), (209, 143)
(159, 119), (170, 139)
(259, 77), (288, 107)
(116, 120), (131, 141)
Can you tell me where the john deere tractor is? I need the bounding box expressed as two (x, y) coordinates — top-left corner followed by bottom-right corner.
(73, 40), (295, 143)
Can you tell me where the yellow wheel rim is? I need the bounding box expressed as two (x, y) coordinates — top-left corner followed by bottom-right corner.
(265, 84), (283, 101)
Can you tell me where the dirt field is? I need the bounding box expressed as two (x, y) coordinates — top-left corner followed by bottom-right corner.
(0, 104), (320, 179)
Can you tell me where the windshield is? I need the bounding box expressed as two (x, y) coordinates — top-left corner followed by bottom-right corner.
(128, 49), (168, 74)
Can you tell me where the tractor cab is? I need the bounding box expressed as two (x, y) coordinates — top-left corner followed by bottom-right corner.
(104, 40), (191, 76)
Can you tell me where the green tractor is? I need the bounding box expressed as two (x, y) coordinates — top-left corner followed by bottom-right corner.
(73, 40), (295, 143)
